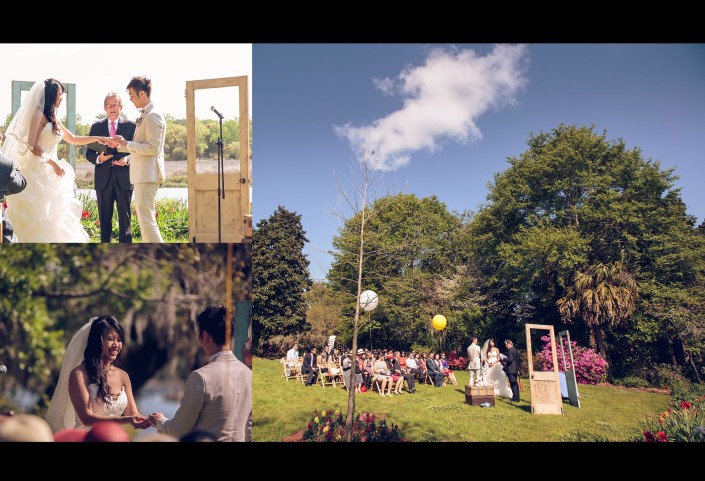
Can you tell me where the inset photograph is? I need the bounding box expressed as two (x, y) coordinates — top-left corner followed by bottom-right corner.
(0, 243), (252, 442)
(0, 44), (251, 244)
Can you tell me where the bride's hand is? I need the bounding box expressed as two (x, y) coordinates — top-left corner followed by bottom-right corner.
(130, 415), (151, 429)
(48, 159), (65, 177)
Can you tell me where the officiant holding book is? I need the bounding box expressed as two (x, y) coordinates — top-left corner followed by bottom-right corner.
(86, 92), (135, 243)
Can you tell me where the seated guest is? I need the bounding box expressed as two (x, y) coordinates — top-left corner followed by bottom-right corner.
(392, 351), (416, 393)
(302, 347), (319, 386)
(406, 353), (423, 385)
(285, 343), (300, 365)
(372, 353), (394, 397)
(439, 352), (458, 385)
(362, 352), (375, 389)
(426, 351), (444, 387)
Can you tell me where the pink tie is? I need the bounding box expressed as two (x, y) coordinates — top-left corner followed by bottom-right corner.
(109, 121), (116, 137)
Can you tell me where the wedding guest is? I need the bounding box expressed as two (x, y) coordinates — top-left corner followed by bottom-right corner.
(85, 420), (129, 442)
(373, 353), (394, 397)
(439, 353), (458, 385)
(426, 351), (444, 387)
(0, 147), (26, 243)
(302, 347), (319, 386)
(149, 305), (253, 441)
(0, 414), (54, 441)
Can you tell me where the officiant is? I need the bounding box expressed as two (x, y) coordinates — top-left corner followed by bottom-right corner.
(86, 92), (135, 243)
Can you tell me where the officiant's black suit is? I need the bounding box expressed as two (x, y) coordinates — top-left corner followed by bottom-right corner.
(86, 119), (136, 242)
(502, 345), (521, 401)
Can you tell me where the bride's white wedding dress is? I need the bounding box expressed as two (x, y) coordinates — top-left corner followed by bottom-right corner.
(73, 383), (128, 428)
(485, 351), (513, 398)
(5, 122), (90, 242)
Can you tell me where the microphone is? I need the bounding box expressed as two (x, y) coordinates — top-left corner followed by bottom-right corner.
(210, 106), (224, 120)
(0, 365), (6, 374)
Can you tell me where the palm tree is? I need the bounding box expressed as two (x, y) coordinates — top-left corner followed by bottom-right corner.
(557, 261), (639, 379)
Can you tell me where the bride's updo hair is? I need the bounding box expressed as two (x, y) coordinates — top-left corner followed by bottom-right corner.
(83, 315), (125, 405)
(43, 78), (64, 136)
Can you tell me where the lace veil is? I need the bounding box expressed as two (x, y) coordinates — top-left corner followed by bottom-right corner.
(0, 81), (46, 170)
(45, 317), (97, 432)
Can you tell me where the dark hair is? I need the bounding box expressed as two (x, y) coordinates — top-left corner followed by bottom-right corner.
(126, 76), (152, 98)
(43, 78), (64, 136)
(180, 430), (217, 442)
(196, 305), (233, 346)
(83, 316), (125, 406)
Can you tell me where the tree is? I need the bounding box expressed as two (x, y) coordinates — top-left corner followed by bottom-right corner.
(330, 192), (467, 350)
(467, 124), (705, 379)
(252, 206), (312, 351)
(557, 261), (639, 377)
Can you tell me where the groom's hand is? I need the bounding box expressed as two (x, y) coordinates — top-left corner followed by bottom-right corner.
(149, 412), (166, 427)
(108, 136), (126, 149)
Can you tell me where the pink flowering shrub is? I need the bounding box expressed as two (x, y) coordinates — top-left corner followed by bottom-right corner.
(533, 335), (608, 384)
(302, 409), (400, 442)
(447, 351), (469, 370)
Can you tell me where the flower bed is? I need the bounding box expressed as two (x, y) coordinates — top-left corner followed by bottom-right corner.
(639, 396), (705, 442)
(299, 409), (401, 442)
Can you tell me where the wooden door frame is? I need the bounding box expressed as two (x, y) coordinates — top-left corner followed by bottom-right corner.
(185, 76), (250, 242)
(525, 323), (563, 415)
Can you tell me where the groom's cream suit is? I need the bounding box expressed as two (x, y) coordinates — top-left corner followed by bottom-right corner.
(119, 102), (165, 242)
(155, 351), (252, 441)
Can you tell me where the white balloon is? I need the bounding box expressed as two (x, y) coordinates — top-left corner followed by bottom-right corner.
(359, 290), (379, 311)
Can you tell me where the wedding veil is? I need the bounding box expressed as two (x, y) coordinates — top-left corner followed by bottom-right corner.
(45, 317), (97, 432)
(481, 339), (490, 362)
(0, 81), (46, 170)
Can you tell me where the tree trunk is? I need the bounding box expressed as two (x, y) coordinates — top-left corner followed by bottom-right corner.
(593, 324), (613, 382)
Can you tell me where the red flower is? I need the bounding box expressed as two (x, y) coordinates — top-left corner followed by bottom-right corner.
(681, 401), (692, 409)
(655, 431), (668, 442)
(2, 201), (7, 210)
(643, 430), (656, 442)
(81, 210), (90, 220)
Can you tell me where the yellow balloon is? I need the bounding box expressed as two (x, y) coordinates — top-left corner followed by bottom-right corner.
(432, 314), (447, 331)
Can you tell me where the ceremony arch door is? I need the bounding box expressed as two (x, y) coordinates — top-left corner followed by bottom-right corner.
(186, 76), (251, 243)
(525, 323), (563, 415)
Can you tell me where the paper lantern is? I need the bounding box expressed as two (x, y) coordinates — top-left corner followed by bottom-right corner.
(432, 314), (447, 331)
(359, 290), (378, 312)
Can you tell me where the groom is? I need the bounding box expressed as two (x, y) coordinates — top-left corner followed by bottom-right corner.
(109, 76), (165, 243)
(148, 305), (252, 441)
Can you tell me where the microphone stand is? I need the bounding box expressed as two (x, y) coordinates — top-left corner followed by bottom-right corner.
(216, 113), (225, 243)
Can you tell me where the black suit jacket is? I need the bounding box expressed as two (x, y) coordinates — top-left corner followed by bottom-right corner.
(86, 119), (135, 191)
(303, 352), (318, 370)
(502, 346), (520, 375)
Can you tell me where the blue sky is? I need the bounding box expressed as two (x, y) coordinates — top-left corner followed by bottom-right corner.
(254, 44), (705, 281)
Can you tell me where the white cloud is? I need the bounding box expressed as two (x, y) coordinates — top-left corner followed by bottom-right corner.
(335, 44), (529, 171)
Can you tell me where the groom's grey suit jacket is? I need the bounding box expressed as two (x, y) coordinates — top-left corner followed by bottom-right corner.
(157, 351), (252, 441)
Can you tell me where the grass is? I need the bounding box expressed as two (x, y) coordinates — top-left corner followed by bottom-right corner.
(253, 357), (670, 442)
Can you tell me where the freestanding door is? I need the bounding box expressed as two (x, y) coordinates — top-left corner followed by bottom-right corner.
(186, 76), (251, 243)
(525, 323), (563, 414)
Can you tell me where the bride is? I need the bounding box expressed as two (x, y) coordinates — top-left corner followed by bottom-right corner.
(0, 78), (109, 242)
(482, 338), (513, 398)
(45, 315), (150, 432)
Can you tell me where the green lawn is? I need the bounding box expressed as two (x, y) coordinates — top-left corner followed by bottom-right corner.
(253, 357), (670, 442)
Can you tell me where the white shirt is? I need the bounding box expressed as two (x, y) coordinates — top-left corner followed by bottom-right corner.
(286, 348), (299, 361)
(406, 358), (418, 369)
